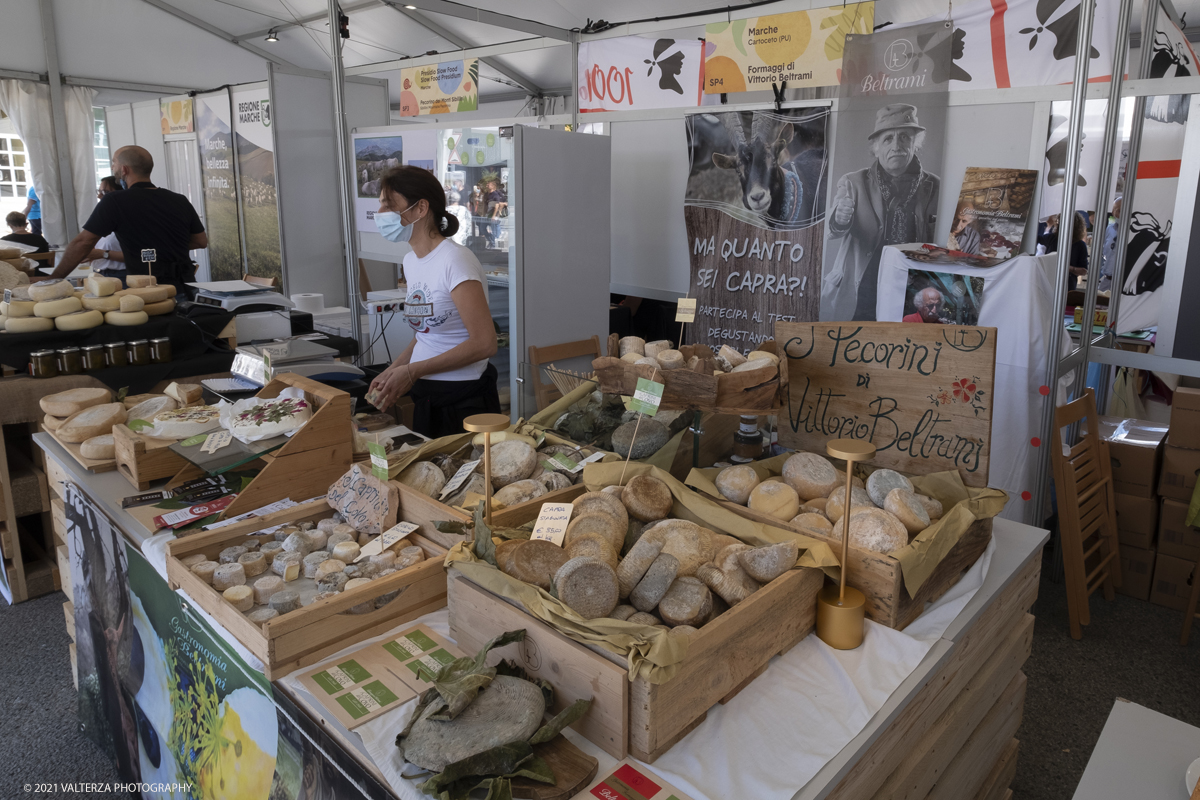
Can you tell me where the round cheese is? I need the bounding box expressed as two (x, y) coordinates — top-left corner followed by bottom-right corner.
(116, 285), (170, 303)
(714, 464), (761, 505)
(41, 387), (113, 417)
(916, 494), (944, 520)
(747, 480), (800, 521)
(84, 274), (123, 297)
(125, 395), (177, 423)
(884, 488), (931, 534)
(619, 336), (646, 357)
(789, 512), (833, 536)
(866, 469), (915, 508)
(398, 461), (446, 497)
(57, 403), (128, 443)
(620, 352), (643, 364)
(659, 576), (713, 627)
(143, 298), (176, 316)
(621, 474), (673, 521)
(644, 340), (673, 359)
(126, 274), (158, 288)
(494, 479), (547, 507)
(104, 310), (149, 326)
(489, 440), (537, 488)
(79, 434), (116, 460)
(782, 452), (840, 500)
(55, 309), (103, 331)
(655, 349), (685, 370)
(746, 350), (780, 365)
(81, 293), (121, 312)
(555, 556), (619, 619)
(163, 284), (178, 297)
(119, 295), (145, 313)
(28, 280), (75, 302)
(223, 585), (254, 612)
(33, 296), (82, 318)
(6, 299), (35, 317)
(151, 405), (220, 438)
(44, 414), (66, 431)
(630, 552), (679, 612)
(738, 540), (800, 583)
(826, 484), (875, 524)
(845, 507), (909, 553)
(6, 316), (54, 333)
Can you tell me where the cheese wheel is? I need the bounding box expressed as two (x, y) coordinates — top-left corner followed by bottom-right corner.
(41, 387), (112, 417)
(782, 453), (840, 501)
(105, 310), (149, 326)
(789, 512), (833, 536)
(555, 556), (619, 619)
(844, 507), (909, 553)
(33, 296), (82, 318)
(621, 475), (673, 522)
(866, 469), (914, 508)
(143, 298), (176, 316)
(714, 464), (761, 505)
(0, 246), (20, 260)
(119, 295), (145, 312)
(644, 340), (673, 359)
(490, 440), (537, 488)
(57, 403), (128, 443)
(731, 358), (773, 373)
(79, 434), (115, 460)
(84, 275), (122, 297)
(116, 285), (170, 303)
(43, 414), (66, 432)
(738, 540), (800, 583)
(746, 350), (780, 364)
(247, 608), (278, 624)
(331, 541), (360, 562)
(494, 479), (547, 507)
(659, 576), (713, 627)
(655, 349), (686, 370)
(126, 274), (158, 288)
(659, 524), (714, 577)
(620, 352), (643, 364)
(253, 575), (284, 604)
(619, 336), (646, 356)
(180, 554), (208, 568)
(163, 284), (178, 297)
(398, 461), (446, 497)
(223, 585), (254, 612)
(915, 494), (944, 520)
(125, 395), (177, 423)
(717, 344), (747, 369)
(616, 538), (663, 598)
(191, 561), (219, 584)
(884, 488), (931, 534)
(238, 551), (269, 577)
(55, 309), (103, 331)
(826, 485), (875, 524)
(28, 280), (75, 302)
(630, 553), (679, 612)
(81, 293), (121, 312)
(5, 316), (54, 333)
(6, 299), (35, 317)
(747, 481), (800, 521)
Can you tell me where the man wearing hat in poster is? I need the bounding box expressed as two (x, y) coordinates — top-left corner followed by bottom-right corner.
(823, 104), (941, 321)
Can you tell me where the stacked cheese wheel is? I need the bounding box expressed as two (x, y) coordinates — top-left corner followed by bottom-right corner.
(184, 513), (426, 621)
(616, 336), (781, 378)
(3, 274), (177, 333)
(493, 473), (799, 628)
(38, 387), (125, 459)
(712, 453), (945, 554)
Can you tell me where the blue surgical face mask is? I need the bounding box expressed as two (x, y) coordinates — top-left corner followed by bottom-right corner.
(375, 201), (421, 243)
(119, 176), (128, 190)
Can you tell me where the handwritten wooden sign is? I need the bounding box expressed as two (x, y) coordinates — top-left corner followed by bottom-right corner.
(776, 321), (996, 486)
(326, 464), (400, 534)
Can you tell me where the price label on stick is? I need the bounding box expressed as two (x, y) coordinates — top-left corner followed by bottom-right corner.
(439, 459), (481, 500)
(531, 503), (573, 546)
(676, 297), (697, 323)
(630, 378), (665, 417)
(368, 441), (389, 481)
(357, 521), (420, 561)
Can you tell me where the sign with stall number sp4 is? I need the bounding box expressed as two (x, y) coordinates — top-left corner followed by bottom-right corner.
(531, 503), (573, 546)
(675, 298), (697, 323)
(631, 378), (665, 416)
(368, 441), (389, 481)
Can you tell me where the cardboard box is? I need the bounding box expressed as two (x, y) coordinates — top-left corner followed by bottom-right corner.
(1115, 493), (1158, 549)
(1159, 444), (1200, 502)
(1117, 545), (1155, 601)
(1089, 416), (1168, 498)
(1169, 387), (1200, 450)
(1149, 552), (1196, 612)
(1157, 498), (1200, 562)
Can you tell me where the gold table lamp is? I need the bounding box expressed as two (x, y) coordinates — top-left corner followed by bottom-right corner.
(817, 439), (877, 650)
(462, 413), (509, 525)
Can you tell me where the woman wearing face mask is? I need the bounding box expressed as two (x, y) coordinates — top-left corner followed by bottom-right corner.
(368, 166), (500, 437)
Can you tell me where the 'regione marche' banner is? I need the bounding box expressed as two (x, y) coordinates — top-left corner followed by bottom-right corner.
(399, 58), (478, 116)
(704, 3), (874, 94)
(776, 320), (996, 485)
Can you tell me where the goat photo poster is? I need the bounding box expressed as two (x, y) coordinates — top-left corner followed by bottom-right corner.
(684, 106), (830, 353)
(822, 22), (952, 322)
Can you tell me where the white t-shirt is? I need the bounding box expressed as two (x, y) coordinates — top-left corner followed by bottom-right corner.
(403, 239), (488, 381)
(90, 233), (123, 273)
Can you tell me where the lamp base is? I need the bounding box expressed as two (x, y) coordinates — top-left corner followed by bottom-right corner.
(816, 584), (866, 650)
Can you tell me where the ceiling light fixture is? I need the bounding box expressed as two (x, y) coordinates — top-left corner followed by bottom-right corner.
(265, 28), (279, 42)
(404, 4), (416, 9)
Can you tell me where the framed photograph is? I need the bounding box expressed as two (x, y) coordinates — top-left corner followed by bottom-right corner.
(903, 269), (985, 326)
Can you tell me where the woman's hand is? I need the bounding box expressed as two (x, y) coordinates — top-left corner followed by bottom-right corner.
(368, 364), (415, 410)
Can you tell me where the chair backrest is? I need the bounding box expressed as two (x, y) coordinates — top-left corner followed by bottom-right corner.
(25, 251), (55, 270)
(527, 335), (602, 411)
(243, 273), (277, 288)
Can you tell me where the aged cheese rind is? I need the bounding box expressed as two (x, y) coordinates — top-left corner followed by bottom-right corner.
(212, 563), (247, 591)
(489, 440), (537, 488)
(747, 481), (800, 521)
(714, 464), (761, 505)
(79, 434), (115, 460)
(658, 576), (713, 627)
(493, 479), (546, 507)
(119, 295), (145, 312)
(85, 274), (122, 297)
(884, 488), (931, 534)
(510, 540), (570, 591)
(630, 552), (679, 612)
(621, 474), (673, 522)
(104, 310), (149, 326)
(81, 294), (121, 312)
(57, 403), (128, 443)
(782, 453), (840, 501)
(28, 280), (75, 302)
(866, 469), (915, 508)
(253, 575), (285, 604)
(223, 585), (254, 612)
(33, 296), (82, 318)
(5, 316), (54, 333)
(238, 551), (268, 577)
(55, 309), (103, 330)
(845, 507), (909, 553)
(738, 540), (799, 583)
(554, 556), (619, 619)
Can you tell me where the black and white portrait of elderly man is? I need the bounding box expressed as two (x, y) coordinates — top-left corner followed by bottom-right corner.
(822, 103), (941, 321)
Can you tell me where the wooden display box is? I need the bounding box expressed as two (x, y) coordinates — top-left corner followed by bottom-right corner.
(718, 499), (992, 630)
(113, 424), (188, 490)
(166, 498), (447, 679)
(45, 428), (116, 474)
(592, 341), (786, 415)
(445, 499), (823, 763)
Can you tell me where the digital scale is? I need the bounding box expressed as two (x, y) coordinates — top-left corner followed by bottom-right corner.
(231, 339), (365, 386)
(187, 280), (297, 313)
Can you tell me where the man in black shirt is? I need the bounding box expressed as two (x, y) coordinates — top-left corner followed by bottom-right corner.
(40, 146), (207, 294)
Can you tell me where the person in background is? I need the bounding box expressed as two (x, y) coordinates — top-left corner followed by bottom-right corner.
(1037, 214), (1060, 254)
(1098, 196), (1122, 292)
(445, 190), (471, 247)
(1067, 211), (1090, 290)
(22, 184), (41, 236)
(38, 146), (206, 294)
(484, 178), (508, 248)
(86, 176), (126, 286)
(903, 286), (949, 324)
(2, 211), (50, 253)
(367, 165), (499, 438)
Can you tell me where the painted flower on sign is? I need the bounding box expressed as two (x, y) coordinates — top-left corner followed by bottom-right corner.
(928, 376), (988, 416)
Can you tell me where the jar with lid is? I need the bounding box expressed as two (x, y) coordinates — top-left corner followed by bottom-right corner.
(82, 345), (106, 372)
(730, 415), (764, 463)
(149, 337), (172, 364)
(105, 342), (128, 367)
(128, 339), (151, 366)
(57, 347), (83, 375)
(29, 350), (58, 379)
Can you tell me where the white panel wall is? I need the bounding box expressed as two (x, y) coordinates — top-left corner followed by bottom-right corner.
(105, 104), (135, 154)
(131, 100), (166, 181)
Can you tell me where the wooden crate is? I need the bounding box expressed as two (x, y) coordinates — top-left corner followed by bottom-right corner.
(56, 544), (72, 604)
(68, 642), (77, 690)
(45, 428), (116, 474)
(719, 497), (992, 630)
(50, 497), (66, 547)
(113, 423), (188, 490)
(166, 498), (448, 680)
(44, 455), (69, 500)
(63, 600), (75, 641)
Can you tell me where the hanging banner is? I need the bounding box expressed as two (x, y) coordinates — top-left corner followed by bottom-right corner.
(684, 107), (830, 351)
(195, 91), (243, 281)
(895, 0), (1119, 91)
(703, 3), (874, 94)
(159, 96), (194, 135)
(399, 58), (478, 116)
(232, 84), (282, 285)
(822, 22), (952, 323)
(578, 36), (704, 112)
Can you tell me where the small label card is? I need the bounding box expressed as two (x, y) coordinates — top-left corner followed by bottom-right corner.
(530, 502), (573, 546)
(630, 378), (665, 417)
(540, 453), (578, 473)
(356, 521), (420, 561)
(368, 441), (388, 481)
(675, 297), (697, 323)
(570, 451), (607, 474)
(200, 430), (232, 454)
(438, 459), (481, 500)
(575, 760), (696, 800)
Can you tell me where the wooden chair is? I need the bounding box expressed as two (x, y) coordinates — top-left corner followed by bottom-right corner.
(242, 273), (277, 288)
(1180, 559), (1200, 645)
(528, 335), (602, 411)
(1051, 388), (1123, 639)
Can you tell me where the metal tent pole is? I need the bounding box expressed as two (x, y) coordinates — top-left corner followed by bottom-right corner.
(1030, 0), (1099, 530)
(38, 0), (79, 240)
(328, 0), (364, 351)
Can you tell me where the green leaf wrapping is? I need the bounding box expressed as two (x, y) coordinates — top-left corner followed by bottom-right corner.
(423, 629), (527, 720)
(418, 741), (542, 799)
(529, 698), (592, 745)
(434, 520), (468, 535)
(473, 502), (497, 566)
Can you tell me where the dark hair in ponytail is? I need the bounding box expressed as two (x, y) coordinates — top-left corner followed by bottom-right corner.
(379, 165), (459, 239)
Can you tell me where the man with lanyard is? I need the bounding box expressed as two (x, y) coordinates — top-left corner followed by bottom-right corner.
(37, 146), (206, 295)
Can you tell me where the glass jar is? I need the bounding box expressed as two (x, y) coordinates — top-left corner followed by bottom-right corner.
(82, 345), (106, 372)
(57, 347), (83, 375)
(128, 339), (151, 366)
(29, 349), (58, 379)
(149, 337), (172, 364)
(105, 342), (128, 367)
(730, 415), (764, 463)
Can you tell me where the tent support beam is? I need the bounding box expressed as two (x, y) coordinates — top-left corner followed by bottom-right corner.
(137, 0), (301, 68)
(0, 68), (195, 96)
(240, 0), (379, 40)
(390, 0), (569, 40)
(39, 0), (79, 238)
(328, 0), (364, 352)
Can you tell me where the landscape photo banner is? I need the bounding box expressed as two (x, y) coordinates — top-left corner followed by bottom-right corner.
(399, 58), (478, 116)
(703, 3), (874, 94)
(578, 35), (704, 112)
(684, 107), (830, 352)
(232, 83), (282, 285)
(776, 320), (996, 485)
(195, 91), (242, 281)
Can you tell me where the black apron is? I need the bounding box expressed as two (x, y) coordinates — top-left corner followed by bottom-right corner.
(409, 362), (501, 439)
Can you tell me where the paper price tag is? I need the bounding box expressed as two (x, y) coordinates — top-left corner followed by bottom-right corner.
(540, 453), (578, 473)
(630, 378), (665, 417)
(356, 521), (419, 561)
(530, 502), (573, 546)
(200, 430), (232, 454)
(438, 459), (481, 500)
(675, 297), (697, 323)
(367, 441), (388, 481)
(570, 451), (606, 474)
